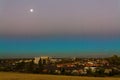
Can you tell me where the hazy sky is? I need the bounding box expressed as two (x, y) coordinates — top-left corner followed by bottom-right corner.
(0, 0), (120, 37)
(0, 0), (120, 57)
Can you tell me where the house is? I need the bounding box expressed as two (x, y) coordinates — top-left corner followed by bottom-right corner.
(84, 67), (96, 73)
(55, 70), (61, 74)
(71, 70), (79, 76)
(78, 69), (87, 75)
(104, 69), (112, 74)
(50, 58), (62, 63)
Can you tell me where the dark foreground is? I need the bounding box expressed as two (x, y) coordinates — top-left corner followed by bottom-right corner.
(0, 72), (120, 80)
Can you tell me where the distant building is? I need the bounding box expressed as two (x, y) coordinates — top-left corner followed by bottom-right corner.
(34, 56), (50, 64)
(104, 69), (112, 74)
(50, 58), (62, 63)
(34, 57), (41, 64)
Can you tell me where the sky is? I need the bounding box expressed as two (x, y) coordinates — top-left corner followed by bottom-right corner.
(0, 0), (120, 36)
(0, 0), (120, 58)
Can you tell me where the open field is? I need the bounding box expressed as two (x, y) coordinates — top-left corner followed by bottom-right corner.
(0, 72), (120, 80)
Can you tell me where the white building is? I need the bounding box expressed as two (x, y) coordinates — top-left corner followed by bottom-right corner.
(34, 57), (41, 64)
(34, 56), (50, 64)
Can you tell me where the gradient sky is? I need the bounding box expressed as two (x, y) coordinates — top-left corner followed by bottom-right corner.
(0, 0), (120, 36)
(0, 0), (120, 58)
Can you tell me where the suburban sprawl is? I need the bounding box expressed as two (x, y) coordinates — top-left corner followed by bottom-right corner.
(0, 55), (120, 77)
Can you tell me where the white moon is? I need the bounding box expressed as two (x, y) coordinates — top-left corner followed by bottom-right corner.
(30, 9), (34, 12)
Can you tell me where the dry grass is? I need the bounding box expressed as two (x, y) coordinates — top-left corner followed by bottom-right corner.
(0, 72), (120, 80)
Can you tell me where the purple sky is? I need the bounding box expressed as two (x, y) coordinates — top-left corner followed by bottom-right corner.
(0, 0), (120, 37)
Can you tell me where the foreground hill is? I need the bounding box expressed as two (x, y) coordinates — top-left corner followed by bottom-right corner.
(0, 72), (120, 80)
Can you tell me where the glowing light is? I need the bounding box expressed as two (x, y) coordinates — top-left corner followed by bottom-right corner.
(30, 9), (34, 12)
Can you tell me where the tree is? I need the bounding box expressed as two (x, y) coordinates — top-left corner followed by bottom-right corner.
(107, 55), (120, 65)
(38, 58), (44, 73)
(60, 67), (65, 75)
(15, 61), (25, 72)
(24, 60), (35, 73)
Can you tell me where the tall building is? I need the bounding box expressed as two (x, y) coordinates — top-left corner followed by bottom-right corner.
(34, 56), (50, 64)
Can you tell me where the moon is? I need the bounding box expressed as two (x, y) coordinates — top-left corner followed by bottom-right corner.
(30, 9), (34, 13)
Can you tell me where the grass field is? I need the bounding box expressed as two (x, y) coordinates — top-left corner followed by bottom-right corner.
(0, 72), (120, 80)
